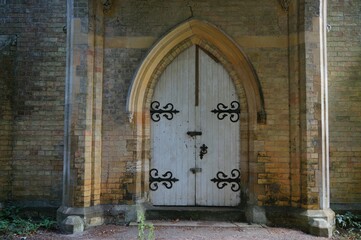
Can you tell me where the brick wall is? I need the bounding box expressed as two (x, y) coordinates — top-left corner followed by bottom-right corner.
(1, 0), (359, 209)
(102, 48), (146, 204)
(0, 39), (16, 201)
(0, 1), (66, 206)
(328, 0), (361, 204)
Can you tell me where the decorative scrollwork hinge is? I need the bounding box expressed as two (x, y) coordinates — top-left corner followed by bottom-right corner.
(150, 101), (180, 122)
(211, 169), (241, 192)
(211, 101), (240, 122)
(149, 168), (179, 191)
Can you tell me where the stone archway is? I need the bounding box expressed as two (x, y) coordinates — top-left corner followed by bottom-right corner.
(126, 19), (265, 204)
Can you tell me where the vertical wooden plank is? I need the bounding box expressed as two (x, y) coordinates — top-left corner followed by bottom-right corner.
(150, 46), (196, 206)
(196, 48), (241, 206)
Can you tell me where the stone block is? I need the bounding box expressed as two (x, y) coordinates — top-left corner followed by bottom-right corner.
(309, 218), (334, 238)
(302, 208), (335, 238)
(60, 216), (84, 234)
(245, 205), (268, 225)
(89, 216), (103, 226)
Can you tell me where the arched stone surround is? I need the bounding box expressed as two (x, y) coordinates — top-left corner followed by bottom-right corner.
(126, 19), (265, 204)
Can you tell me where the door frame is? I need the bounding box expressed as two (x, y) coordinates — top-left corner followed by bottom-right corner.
(149, 45), (242, 206)
(127, 19), (266, 206)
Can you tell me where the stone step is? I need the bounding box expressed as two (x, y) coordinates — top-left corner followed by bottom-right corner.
(145, 206), (247, 222)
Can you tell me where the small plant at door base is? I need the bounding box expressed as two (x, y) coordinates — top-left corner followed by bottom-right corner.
(0, 204), (57, 239)
(334, 212), (361, 240)
(137, 210), (155, 240)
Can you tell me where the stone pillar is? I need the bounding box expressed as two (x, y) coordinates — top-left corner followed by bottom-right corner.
(297, 0), (334, 237)
(58, 0), (104, 230)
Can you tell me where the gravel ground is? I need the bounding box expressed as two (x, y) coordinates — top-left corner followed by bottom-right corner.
(20, 221), (334, 240)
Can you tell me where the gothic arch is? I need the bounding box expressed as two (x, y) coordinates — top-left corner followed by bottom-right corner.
(126, 19), (265, 199)
(127, 19), (265, 124)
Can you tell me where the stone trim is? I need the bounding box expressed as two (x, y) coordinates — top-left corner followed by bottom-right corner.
(62, 0), (105, 207)
(319, 0), (330, 210)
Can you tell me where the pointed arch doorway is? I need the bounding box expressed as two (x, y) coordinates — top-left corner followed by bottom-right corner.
(127, 19), (265, 208)
(150, 45), (241, 206)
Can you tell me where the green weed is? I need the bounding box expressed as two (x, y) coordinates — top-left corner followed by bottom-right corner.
(335, 212), (361, 240)
(0, 204), (57, 239)
(137, 210), (155, 240)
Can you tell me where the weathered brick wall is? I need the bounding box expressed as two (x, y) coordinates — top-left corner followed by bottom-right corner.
(102, 0), (292, 206)
(0, 40), (16, 201)
(328, 0), (361, 204)
(102, 48), (146, 204)
(288, 2), (302, 208)
(0, 1), (66, 206)
(3, 0), (356, 210)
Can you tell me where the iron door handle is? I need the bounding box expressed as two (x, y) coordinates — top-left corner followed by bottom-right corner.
(199, 144), (208, 159)
(187, 131), (202, 137)
(190, 167), (202, 174)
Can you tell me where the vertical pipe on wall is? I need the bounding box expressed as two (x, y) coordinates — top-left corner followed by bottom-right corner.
(63, 0), (74, 206)
(319, 0), (330, 210)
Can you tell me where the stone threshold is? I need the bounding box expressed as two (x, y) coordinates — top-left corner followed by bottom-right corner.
(144, 206), (246, 222)
(129, 220), (262, 228)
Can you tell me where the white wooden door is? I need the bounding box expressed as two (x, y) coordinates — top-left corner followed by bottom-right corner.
(150, 46), (196, 206)
(150, 46), (240, 206)
(196, 49), (240, 206)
